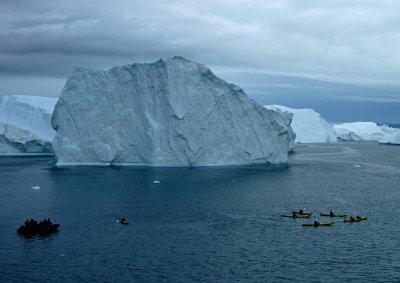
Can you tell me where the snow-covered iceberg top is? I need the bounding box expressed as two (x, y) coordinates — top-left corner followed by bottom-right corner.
(265, 105), (336, 143)
(52, 56), (295, 166)
(0, 95), (57, 155)
(334, 122), (400, 144)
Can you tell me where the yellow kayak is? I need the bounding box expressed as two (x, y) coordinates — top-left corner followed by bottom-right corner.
(292, 211), (313, 216)
(303, 221), (334, 227)
(320, 213), (346, 218)
(281, 214), (311, 218)
(344, 216), (368, 222)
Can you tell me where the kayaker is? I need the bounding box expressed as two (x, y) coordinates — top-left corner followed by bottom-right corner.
(292, 211), (297, 218)
(329, 210), (334, 217)
(299, 209), (304, 215)
(350, 216), (355, 222)
(356, 215), (361, 220)
(314, 219), (320, 226)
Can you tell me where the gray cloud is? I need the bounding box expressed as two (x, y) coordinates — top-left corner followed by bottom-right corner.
(2, 0), (400, 81)
(1, 0), (399, 121)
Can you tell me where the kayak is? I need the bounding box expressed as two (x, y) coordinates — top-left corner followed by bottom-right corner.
(119, 220), (129, 225)
(344, 216), (368, 222)
(292, 211), (313, 216)
(281, 214), (311, 218)
(320, 213), (346, 218)
(303, 221), (334, 227)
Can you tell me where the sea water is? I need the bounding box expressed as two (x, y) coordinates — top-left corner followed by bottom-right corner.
(0, 142), (399, 282)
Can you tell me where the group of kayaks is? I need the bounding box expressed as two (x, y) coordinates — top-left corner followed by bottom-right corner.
(281, 210), (368, 227)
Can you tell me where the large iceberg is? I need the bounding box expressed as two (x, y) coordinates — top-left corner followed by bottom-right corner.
(0, 95), (57, 155)
(51, 57), (294, 166)
(334, 122), (400, 144)
(265, 105), (336, 143)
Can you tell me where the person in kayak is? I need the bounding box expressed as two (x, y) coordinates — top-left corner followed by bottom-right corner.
(299, 209), (304, 215)
(314, 219), (320, 226)
(356, 215), (362, 220)
(292, 211), (297, 218)
(349, 216), (355, 222)
(329, 210), (334, 217)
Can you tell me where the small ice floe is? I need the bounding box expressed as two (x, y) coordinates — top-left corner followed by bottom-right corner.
(59, 254), (65, 257)
(354, 164), (362, 168)
(153, 180), (160, 184)
(31, 186), (40, 190)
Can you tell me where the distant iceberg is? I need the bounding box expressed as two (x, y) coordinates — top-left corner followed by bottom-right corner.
(334, 122), (400, 145)
(333, 127), (362, 141)
(0, 95), (57, 155)
(52, 57), (294, 166)
(265, 105), (336, 143)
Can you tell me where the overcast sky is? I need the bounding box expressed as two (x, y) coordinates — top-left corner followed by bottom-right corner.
(1, 0), (399, 122)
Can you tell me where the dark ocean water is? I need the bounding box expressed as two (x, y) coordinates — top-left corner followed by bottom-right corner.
(0, 142), (399, 282)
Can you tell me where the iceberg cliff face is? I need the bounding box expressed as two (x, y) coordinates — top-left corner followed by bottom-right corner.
(52, 57), (294, 166)
(0, 95), (57, 155)
(334, 122), (400, 144)
(265, 105), (336, 143)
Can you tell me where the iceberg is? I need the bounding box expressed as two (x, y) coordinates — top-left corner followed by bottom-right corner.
(265, 105), (336, 143)
(0, 95), (57, 155)
(333, 127), (362, 142)
(334, 122), (400, 144)
(52, 57), (294, 166)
